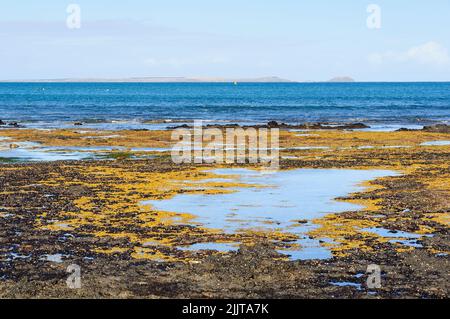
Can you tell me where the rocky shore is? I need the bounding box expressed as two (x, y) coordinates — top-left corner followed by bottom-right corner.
(0, 127), (449, 298)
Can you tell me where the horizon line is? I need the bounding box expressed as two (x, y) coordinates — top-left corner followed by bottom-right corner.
(2, 80), (450, 83)
(1, 76), (450, 83)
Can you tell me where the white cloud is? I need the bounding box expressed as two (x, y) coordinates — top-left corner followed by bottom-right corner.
(368, 41), (450, 67)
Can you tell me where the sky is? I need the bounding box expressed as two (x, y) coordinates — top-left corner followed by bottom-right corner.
(1, 0), (450, 81)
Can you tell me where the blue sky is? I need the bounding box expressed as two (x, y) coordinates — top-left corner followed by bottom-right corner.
(1, 0), (449, 81)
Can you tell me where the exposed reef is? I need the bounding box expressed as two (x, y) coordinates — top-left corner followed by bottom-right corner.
(0, 128), (448, 298)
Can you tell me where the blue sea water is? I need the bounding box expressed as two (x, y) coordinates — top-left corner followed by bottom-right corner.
(0, 82), (449, 130)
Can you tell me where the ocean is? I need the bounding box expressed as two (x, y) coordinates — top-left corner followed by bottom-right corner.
(0, 82), (449, 130)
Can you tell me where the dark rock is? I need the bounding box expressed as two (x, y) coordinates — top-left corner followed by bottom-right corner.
(343, 123), (370, 129)
(0, 120), (5, 125)
(313, 123), (369, 130)
(167, 121), (370, 131)
(168, 124), (191, 129)
(74, 122), (83, 126)
(422, 124), (450, 133)
(8, 122), (19, 127)
(206, 123), (240, 128)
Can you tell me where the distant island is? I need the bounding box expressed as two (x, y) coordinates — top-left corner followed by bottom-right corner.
(327, 76), (355, 83)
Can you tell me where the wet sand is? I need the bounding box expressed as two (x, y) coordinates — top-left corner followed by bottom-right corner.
(0, 127), (449, 298)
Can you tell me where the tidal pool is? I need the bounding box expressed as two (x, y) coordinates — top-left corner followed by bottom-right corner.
(329, 281), (363, 290)
(0, 144), (168, 162)
(179, 242), (240, 252)
(362, 227), (432, 248)
(145, 168), (398, 260)
(0, 147), (94, 162)
(420, 140), (450, 146)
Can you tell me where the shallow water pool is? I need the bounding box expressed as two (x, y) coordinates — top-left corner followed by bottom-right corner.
(144, 168), (398, 260)
(420, 140), (450, 146)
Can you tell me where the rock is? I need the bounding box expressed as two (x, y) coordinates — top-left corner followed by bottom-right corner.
(344, 123), (370, 129)
(167, 121), (370, 130)
(267, 121), (280, 128)
(422, 124), (450, 133)
(74, 122), (83, 126)
(206, 123), (240, 128)
(8, 122), (19, 127)
(303, 122), (369, 130)
(0, 120), (5, 125)
(167, 124), (191, 129)
(9, 144), (19, 149)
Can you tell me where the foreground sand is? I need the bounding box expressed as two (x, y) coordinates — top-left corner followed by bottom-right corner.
(0, 128), (449, 298)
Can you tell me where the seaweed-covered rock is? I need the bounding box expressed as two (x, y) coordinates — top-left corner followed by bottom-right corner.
(422, 124), (450, 133)
(267, 120), (281, 127)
